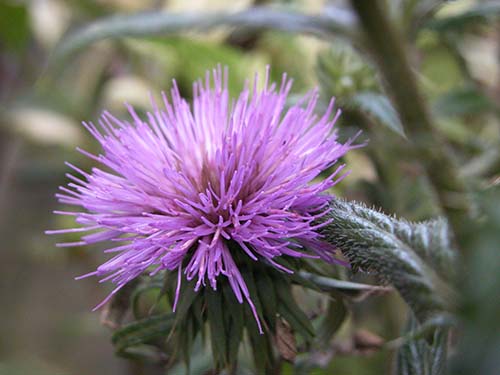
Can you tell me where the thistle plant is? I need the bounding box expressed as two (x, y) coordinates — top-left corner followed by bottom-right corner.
(48, 67), (363, 371)
(47, 65), (460, 373)
(36, 0), (500, 373)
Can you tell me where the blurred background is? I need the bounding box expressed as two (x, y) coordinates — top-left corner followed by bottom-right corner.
(0, 0), (499, 374)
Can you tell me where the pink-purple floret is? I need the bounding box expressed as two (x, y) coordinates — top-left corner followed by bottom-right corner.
(47, 67), (357, 333)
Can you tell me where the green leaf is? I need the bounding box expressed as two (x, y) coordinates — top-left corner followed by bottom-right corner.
(396, 315), (448, 375)
(49, 6), (356, 68)
(320, 198), (457, 323)
(351, 92), (406, 138)
(425, 2), (500, 32)
(112, 313), (175, 353)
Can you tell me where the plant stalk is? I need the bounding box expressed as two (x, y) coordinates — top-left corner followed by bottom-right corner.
(349, 0), (470, 245)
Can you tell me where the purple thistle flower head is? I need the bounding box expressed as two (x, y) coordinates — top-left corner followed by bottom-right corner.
(47, 66), (357, 333)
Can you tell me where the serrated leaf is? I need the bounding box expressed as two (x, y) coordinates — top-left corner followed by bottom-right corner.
(351, 92), (406, 138)
(321, 199), (457, 322)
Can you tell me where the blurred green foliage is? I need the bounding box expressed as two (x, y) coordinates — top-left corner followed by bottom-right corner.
(0, 1), (29, 51)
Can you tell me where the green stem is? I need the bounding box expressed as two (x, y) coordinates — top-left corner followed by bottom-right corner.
(321, 198), (457, 323)
(349, 0), (470, 245)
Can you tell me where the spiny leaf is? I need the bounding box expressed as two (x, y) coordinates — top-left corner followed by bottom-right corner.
(321, 198), (457, 322)
(350, 92), (406, 138)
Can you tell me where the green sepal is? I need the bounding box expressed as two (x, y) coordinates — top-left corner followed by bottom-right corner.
(256, 270), (278, 331)
(222, 283), (245, 365)
(205, 286), (228, 368)
(274, 276), (315, 341)
(244, 303), (274, 374)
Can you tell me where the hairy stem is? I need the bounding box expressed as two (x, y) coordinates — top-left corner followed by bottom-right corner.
(321, 198), (457, 323)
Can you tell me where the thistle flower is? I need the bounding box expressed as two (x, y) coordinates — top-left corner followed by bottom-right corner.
(47, 67), (356, 333)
